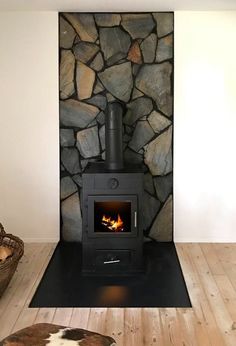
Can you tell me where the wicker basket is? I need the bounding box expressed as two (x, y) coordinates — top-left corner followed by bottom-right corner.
(0, 223), (24, 297)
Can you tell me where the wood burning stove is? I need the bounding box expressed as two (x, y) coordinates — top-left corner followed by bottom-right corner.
(82, 102), (144, 275)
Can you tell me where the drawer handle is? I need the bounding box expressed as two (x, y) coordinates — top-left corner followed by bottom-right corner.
(103, 259), (120, 264)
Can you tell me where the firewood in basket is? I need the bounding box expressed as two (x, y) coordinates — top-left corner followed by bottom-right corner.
(0, 245), (13, 262)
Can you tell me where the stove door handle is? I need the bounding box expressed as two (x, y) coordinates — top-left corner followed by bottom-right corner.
(134, 211), (137, 228)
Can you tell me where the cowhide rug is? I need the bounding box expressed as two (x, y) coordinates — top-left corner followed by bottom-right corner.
(0, 323), (116, 346)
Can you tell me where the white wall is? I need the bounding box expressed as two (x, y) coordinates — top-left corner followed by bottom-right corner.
(174, 12), (236, 242)
(0, 12), (59, 242)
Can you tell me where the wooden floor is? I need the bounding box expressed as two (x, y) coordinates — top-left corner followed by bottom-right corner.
(0, 243), (236, 345)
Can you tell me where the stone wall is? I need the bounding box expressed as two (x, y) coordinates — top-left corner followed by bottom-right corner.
(59, 12), (173, 242)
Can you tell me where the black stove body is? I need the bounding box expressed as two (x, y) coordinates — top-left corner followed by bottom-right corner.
(82, 163), (143, 275)
(82, 102), (144, 275)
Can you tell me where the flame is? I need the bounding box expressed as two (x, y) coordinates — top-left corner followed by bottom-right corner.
(101, 214), (124, 232)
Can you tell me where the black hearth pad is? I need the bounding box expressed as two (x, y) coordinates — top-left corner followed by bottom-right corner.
(30, 241), (191, 308)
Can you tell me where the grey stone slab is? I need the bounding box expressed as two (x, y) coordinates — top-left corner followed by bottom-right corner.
(60, 176), (77, 200)
(132, 87), (144, 100)
(59, 16), (76, 49)
(85, 95), (107, 110)
(132, 64), (141, 77)
(98, 62), (133, 102)
(90, 52), (104, 72)
(61, 147), (81, 174)
(149, 194), (173, 241)
(124, 148), (143, 165)
(102, 151), (106, 160)
(153, 13), (174, 38)
(106, 93), (116, 102)
(144, 172), (155, 195)
(99, 27), (131, 65)
(73, 42), (99, 63)
(93, 79), (105, 94)
(99, 125), (106, 151)
(96, 111), (105, 125)
(142, 191), (161, 230)
(76, 126), (100, 158)
(64, 13), (98, 42)
(123, 133), (131, 143)
(129, 121), (154, 152)
(156, 34), (173, 62)
(148, 110), (171, 133)
(140, 33), (157, 63)
(153, 173), (173, 202)
(60, 129), (75, 147)
(76, 62), (95, 100)
(60, 99), (99, 128)
(95, 14), (121, 27)
(121, 14), (155, 39)
(135, 62), (173, 116)
(61, 192), (82, 242)
(123, 97), (153, 125)
(72, 174), (83, 187)
(125, 125), (134, 135)
(60, 50), (75, 99)
(81, 159), (89, 171)
(144, 125), (172, 175)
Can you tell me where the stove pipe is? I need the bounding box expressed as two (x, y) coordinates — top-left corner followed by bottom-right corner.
(105, 102), (124, 171)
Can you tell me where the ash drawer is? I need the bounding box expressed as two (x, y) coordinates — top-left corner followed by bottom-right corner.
(94, 250), (131, 267)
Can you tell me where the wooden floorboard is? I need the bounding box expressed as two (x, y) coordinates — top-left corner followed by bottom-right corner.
(0, 243), (236, 345)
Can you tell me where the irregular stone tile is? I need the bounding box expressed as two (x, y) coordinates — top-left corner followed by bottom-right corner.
(61, 147), (81, 174)
(60, 99), (99, 128)
(140, 33), (157, 63)
(156, 34), (173, 62)
(85, 94), (107, 110)
(149, 195), (173, 241)
(59, 16), (76, 49)
(99, 125), (105, 151)
(123, 133), (131, 143)
(132, 64), (141, 77)
(153, 172), (173, 202)
(76, 62), (95, 100)
(60, 176), (77, 200)
(93, 79), (105, 94)
(127, 40), (142, 64)
(60, 50), (75, 99)
(90, 52), (104, 72)
(124, 148), (143, 165)
(102, 151), (106, 160)
(64, 13), (98, 42)
(123, 97), (153, 125)
(144, 172), (155, 195)
(142, 191), (161, 230)
(148, 110), (171, 133)
(96, 111), (105, 125)
(129, 121), (154, 152)
(76, 126), (100, 158)
(73, 42), (99, 63)
(153, 12), (174, 38)
(144, 125), (172, 175)
(99, 27), (131, 65)
(106, 93), (116, 102)
(132, 87), (144, 99)
(81, 159), (89, 171)
(135, 62), (173, 116)
(125, 125), (133, 135)
(61, 192), (82, 242)
(95, 14), (121, 27)
(121, 14), (155, 39)
(60, 129), (75, 147)
(98, 62), (133, 102)
(72, 174), (83, 187)
(87, 119), (97, 127)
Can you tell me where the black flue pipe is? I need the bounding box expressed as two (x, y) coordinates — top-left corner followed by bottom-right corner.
(105, 102), (124, 171)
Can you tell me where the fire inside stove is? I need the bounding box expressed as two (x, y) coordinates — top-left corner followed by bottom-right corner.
(94, 201), (131, 233)
(102, 214), (124, 232)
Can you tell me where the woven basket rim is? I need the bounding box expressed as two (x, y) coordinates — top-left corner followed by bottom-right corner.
(0, 223), (24, 270)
